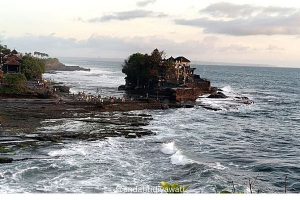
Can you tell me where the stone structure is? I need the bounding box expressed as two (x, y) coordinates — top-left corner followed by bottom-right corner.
(122, 55), (212, 103)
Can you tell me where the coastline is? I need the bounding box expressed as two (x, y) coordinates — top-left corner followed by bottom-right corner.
(0, 97), (157, 164)
(44, 58), (90, 72)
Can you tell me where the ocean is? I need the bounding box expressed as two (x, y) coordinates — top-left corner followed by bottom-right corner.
(0, 58), (299, 193)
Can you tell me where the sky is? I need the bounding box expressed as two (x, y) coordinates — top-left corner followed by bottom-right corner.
(1, 0), (300, 67)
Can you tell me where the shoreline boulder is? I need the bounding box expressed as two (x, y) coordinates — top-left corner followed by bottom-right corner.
(0, 157), (13, 164)
(207, 92), (228, 99)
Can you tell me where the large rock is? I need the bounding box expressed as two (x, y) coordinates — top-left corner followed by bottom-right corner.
(0, 157), (13, 164)
(207, 92), (228, 99)
(118, 85), (126, 91)
(125, 133), (137, 138)
(53, 85), (70, 93)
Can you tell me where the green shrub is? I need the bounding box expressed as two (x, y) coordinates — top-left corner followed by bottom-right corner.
(21, 56), (45, 80)
(2, 74), (27, 93)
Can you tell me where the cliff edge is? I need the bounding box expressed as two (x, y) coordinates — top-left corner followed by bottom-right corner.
(44, 58), (90, 72)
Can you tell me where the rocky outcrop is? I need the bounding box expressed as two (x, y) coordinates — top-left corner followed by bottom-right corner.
(44, 58), (90, 72)
(53, 85), (70, 93)
(0, 157), (13, 164)
(207, 92), (228, 99)
(174, 88), (204, 102)
(234, 96), (254, 104)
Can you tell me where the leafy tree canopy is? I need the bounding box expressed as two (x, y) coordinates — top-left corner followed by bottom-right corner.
(0, 42), (11, 55)
(122, 49), (170, 89)
(21, 56), (45, 80)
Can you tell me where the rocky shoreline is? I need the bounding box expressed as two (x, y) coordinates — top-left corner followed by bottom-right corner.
(0, 98), (159, 163)
(0, 54), (254, 165)
(44, 58), (90, 72)
(0, 88), (254, 164)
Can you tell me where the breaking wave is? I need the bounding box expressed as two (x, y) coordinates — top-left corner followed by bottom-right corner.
(161, 142), (197, 166)
(197, 85), (253, 111)
(160, 141), (177, 155)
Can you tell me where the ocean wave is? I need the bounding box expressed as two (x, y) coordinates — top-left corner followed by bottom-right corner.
(170, 150), (196, 165)
(160, 141), (177, 155)
(197, 85), (254, 112)
(210, 162), (227, 170)
(221, 85), (234, 94)
(48, 147), (87, 157)
(161, 142), (198, 166)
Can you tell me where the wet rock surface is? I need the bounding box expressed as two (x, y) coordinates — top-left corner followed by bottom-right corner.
(0, 157), (13, 164)
(0, 99), (155, 163)
(207, 92), (228, 99)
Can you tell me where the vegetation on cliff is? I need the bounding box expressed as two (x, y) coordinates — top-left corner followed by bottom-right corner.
(0, 43), (46, 95)
(21, 56), (45, 80)
(122, 49), (173, 89)
(0, 74), (27, 94)
(0, 43), (11, 55)
(43, 57), (89, 71)
(43, 58), (65, 71)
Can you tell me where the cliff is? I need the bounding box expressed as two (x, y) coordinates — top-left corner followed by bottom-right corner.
(44, 58), (90, 72)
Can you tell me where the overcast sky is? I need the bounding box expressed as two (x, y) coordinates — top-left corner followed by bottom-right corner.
(1, 0), (300, 67)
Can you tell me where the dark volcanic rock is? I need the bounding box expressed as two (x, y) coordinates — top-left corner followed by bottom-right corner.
(53, 85), (70, 93)
(0, 157), (13, 164)
(118, 85), (126, 91)
(234, 96), (254, 104)
(125, 133), (137, 138)
(207, 92), (228, 99)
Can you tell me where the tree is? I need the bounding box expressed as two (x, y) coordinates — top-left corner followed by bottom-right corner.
(1, 48), (11, 55)
(122, 49), (166, 89)
(122, 53), (148, 88)
(33, 51), (49, 58)
(21, 56), (45, 80)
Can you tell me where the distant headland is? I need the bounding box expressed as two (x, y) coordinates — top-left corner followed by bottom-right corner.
(44, 57), (90, 72)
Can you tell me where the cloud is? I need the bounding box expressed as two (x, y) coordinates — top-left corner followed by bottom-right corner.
(88, 9), (166, 22)
(201, 2), (296, 18)
(201, 2), (257, 18)
(4, 34), (293, 66)
(136, 0), (156, 7)
(266, 45), (284, 51)
(219, 44), (251, 52)
(73, 17), (84, 22)
(175, 3), (300, 36)
(3, 34), (253, 59)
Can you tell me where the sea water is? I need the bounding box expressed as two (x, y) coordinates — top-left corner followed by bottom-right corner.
(0, 58), (299, 193)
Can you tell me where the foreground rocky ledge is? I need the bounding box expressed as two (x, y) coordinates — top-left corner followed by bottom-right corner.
(0, 98), (162, 163)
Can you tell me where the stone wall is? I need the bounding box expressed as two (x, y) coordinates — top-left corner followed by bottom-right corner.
(175, 88), (205, 102)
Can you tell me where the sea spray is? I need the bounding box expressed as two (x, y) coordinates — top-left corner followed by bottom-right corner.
(161, 142), (177, 155)
(170, 150), (194, 166)
(161, 142), (198, 165)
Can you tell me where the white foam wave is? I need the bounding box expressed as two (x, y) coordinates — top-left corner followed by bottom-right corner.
(197, 85), (254, 112)
(48, 148), (87, 157)
(221, 85), (233, 93)
(43, 65), (125, 96)
(39, 120), (85, 133)
(211, 162), (228, 170)
(170, 150), (195, 165)
(160, 142), (198, 165)
(161, 142), (177, 155)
